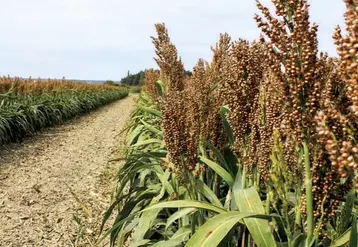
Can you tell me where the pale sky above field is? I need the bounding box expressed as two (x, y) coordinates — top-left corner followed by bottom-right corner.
(0, 0), (346, 80)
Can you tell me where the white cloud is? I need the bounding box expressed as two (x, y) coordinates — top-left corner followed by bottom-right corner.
(0, 0), (346, 80)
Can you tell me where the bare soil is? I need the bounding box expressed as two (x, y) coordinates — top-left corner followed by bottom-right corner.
(0, 95), (136, 247)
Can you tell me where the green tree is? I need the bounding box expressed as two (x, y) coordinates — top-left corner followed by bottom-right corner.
(119, 69), (191, 86)
(105, 80), (116, 86)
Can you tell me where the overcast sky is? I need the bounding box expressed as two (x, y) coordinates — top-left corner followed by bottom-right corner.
(0, 0), (346, 80)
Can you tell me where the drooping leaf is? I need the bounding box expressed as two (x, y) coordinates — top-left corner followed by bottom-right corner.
(204, 140), (232, 175)
(151, 240), (183, 247)
(132, 138), (162, 148)
(142, 200), (227, 214)
(171, 225), (192, 241)
(185, 211), (269, 247)
(199, 156), (234, 187)
(220, 105), (234, 146)
(140, 119), (163, 136)
(137, 104), (162, 117)
(166, 208), (197, 230)
(129, 239), (151, 247)
(349, 214), (357, 247)
(194, 179), (223, 208)
(131, 187), (166, 244)
(233, 172), (276, 247)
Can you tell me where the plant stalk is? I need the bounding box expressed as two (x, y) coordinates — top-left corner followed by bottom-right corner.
(303, 142), (313, 246)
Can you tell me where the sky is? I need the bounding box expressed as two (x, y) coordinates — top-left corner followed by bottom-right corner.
(0, 0), (346, 81)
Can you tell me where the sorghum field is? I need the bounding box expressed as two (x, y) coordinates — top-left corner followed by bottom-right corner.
(0, 77), (128, 144)
(0, 77), (132, 246)
(99, 0), (358, 246)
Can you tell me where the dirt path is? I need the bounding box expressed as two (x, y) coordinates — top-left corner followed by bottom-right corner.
(0, 95), (136, 247)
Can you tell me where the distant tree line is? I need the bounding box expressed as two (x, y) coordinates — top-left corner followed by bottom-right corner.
(119, 70), (192, 86)
(104, 80), (118, 86)
(120, 71), (145, 86)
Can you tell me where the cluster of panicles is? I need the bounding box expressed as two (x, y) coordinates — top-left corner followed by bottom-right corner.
(151, 24), (235, 182)
(268, 129), (294, 214)
(306, 58), (358, 235)
(184, 34), (232, 167)
(205, 33), (231, 149)
(254, 0), (353, 180)
(255, 0), (321, 167)
(331, 1), (358, 193)
(183, 59), (207, 173)
(150, 0), (357, 236)
(333, 0), (358, 118)
(162, 90), (189, 178)
(183, 35), (232, 175)
(143, 69), (160, 98)
(302, 58), (355, 232)
(219, 37), (287, 181)
(250, 70), (285, 180)
(317, 0), (358, 197)
(151, 23), (185, 92)
(152, 23), (211, 181)
(151, 23), (188, 180)
(0, 76), (123, 94)
(314, 109), (358, 184)
(300, 110), (352, 236)
(220, 40), (268, 174)
(254, 0), (358, 236)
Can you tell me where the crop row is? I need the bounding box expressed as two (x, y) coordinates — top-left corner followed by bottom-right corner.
(0, 78), (128, 144)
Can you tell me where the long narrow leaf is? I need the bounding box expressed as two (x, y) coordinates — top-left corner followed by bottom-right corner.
(220, 106), (234, 146)
(142, 200), (227, 214)
(137, 104), (162, 117)
(152, 240), (183, 247)
(199, 156), (234, 187)
(166, 208), (197, 229)
(185, 211), (268, 247)
(349, 214), (357, 247)
(233, 172), (276, 247)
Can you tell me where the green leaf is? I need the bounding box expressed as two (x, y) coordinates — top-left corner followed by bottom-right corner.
(140, 119), (163, 136)
(185, 211), (261, 247)
(220, 105), (234, 146)
(233, 173), (276, 247)
(199, 156), (234, 187)
(332, 226), (355, 246)
(129, 239), (151, 247)
(142, 200), (227, 214)
(349, 214), (357, 247)
(204, 140), (231, 175)
(117, 219), (140, 247)
(166, 208), (197, 229)
(137, 104), (162, 117)
(171, 226), (192, 241)
(276, 243), (289, 247)
(194, 179), (223, 208)
(132, 138), (162, 147)
(155, 80), (165, 96)
(97, 215), (135, 245)
(152, 240), (183, 247)
(108, 188), (160, 244)
(291, 233), (306, 247)
(128, 125), (144, 145)
(154, 167), (175, 195)
(131, 187), (165, 243)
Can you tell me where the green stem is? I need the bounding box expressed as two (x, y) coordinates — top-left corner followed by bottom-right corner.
(265, 187), (270, 215)
(295, 204), (301, 231)
(303, 142), (313, 246)
(213, 173), (218, 197)
(242, 167), (246, 189)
